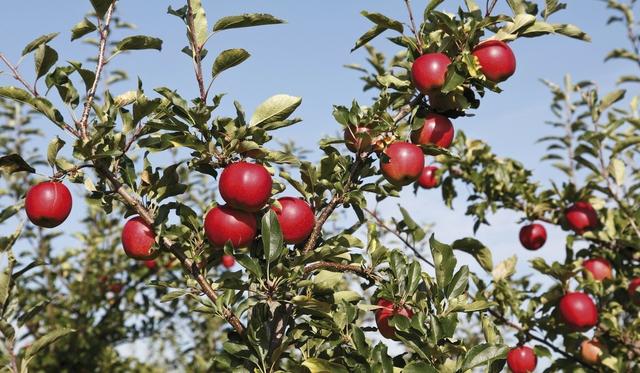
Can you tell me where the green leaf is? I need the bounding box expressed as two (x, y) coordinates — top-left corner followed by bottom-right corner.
(115, 35), (163, 52)
(403, 361), (438, 373)
(460, 343), (508, 371)
(23, 328), (75, 361)
(424, 0), (445, 17)
(429, 235), (456, 288)
(492, 255), (517, 281)
(89, 0), (115, 18)
(249, 94), (302, 127)
(70, 18), (97, 41)
(351, 25), (386, 52)
(189, 0), (208, 48)
(608, 158), (625, 186)
(34, 45), (58, 80)
(0, 154), (36, 174)
(212, 13), (284, 32)
(554, 23), (591, 42)
(446, 265), (469, 299)
(261, 210), (284, 264)
(599, 89), (626, 112)
(46, 136), (65, 169)
(302, 358), (348, 373)
(452, 237), (493, 272)
(21, 32), (59, 56)
(361, 11), (403, 33)
(211, 48), (250, 79)
(0, 203), (23, 224)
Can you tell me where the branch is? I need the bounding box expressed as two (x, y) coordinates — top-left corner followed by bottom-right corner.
(0, 54), (38, 96)
(95, 165), (246, 336)
(403, 0), (423, 53)
(303, 261), (381, 283)
(485, 0), (499, 17)
(363, 207), (435, 268)
(488, 309), (597, 371)
(186, 0), (207, 102)
(78, 3), (115, 141)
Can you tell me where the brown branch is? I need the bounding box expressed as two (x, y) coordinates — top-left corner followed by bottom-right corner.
(95, 165), (246, 336)
(78, 3), (115, 141)
(363, 207), (435, 268)
(0, 54), (38, 96)
(186, 0), (207, 102)
(488, 309), (597, 371)
(303, 261), (381, 283)
(485, 0), (499, 17)
(403, 0), (423, 53)
(393, 94), (423, 123)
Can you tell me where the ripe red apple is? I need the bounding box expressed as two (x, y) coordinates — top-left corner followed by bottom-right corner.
(565, 201), (598, 234)
(221, 254), (235, 269)
(411, 53), (452, 94)
(121, 216), (158, 260)
(143, 260), (157, 270)
(272, 197), (315, 244)
(472, 40), (516, 83)
(410, 113), (454, 149)
(558, 292), (598, 330)
(506, 346), (537, 373)
(374, 298), (414, 339)
(519, 223), (547, 251)
(417, 166), (439, 189)
(583, 258), (613, 281)
(628, 278), (640, 305)
(204, 205), (257, 248)
(219, 162), (272, 212)
(344, 125), (373, 153)
(25, 181), (73, 228)
(380, 142), (424, 186)
(580, 339), (604, 364)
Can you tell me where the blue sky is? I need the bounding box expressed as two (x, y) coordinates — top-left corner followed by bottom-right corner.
(0, 0), (632, 361)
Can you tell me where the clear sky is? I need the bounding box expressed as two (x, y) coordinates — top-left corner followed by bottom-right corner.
(0, 0), (632, 361)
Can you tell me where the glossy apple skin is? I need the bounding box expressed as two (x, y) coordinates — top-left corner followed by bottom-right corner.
(581, 339), (603, 364)
(506, 346), (537, 373)
(472, 40), (516, 83)
(558, 292), (598, 331)
(565, 202), (598, 234)
(628, 278), (640, 305)
(205, 205), (257, 248)
(380, 142), (425, 186)
(25, 181), (73, 228)
(417, 166), (439, 189)
(272, 197), (315, 244)
(410, 113), (454, 149)
(374, 298), (414, 340)
(583, 258), (613, 281)
(344, 125), (373, 153)
(221, 254), (235, 269)
(219, 162), (272, 212)
(143, 260), (157, 270)
(122, 216), (158, 260)
(411, 53), (452, 94)
(519, 223), (547, 251)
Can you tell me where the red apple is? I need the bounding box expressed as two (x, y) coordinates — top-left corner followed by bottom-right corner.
(472, 40), (516, 83)
(380, 142), (424, 186)
(565, 202), (598, 234)
(219, 162), (272, 212)
(583, 258), (613, 281)
(143, 260), (157, 270)
(410, 113), (454, 149)
(221, 254), (235, 269)
(628, 278), (640, 305)
(109, 283), (123, 293)
(417, 166), (439, 189)
(411, 53), (452, 94)
(580, 339), (604, 364)
(272, 197), (315, 244)
(506, 346), (537, 373)
(204, 205), (257, 248)
(519, 223), (547, 251)
(121, 216), (158, 260)
(25, 181), (72, 228)
(374, 298), (414, 339)
(344, 125), (373, 153)
(558, 292), (598, 330)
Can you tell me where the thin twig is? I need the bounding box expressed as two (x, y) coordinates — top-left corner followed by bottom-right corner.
(78, 3), (115, 141)
(485, 0), (499, 17)
(303, 261), (381, 283)
(363, 207), (435, 268)
(0, 53), (38, 96)
(186, 0), (207, 102)
(403, 0), (423, 53)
